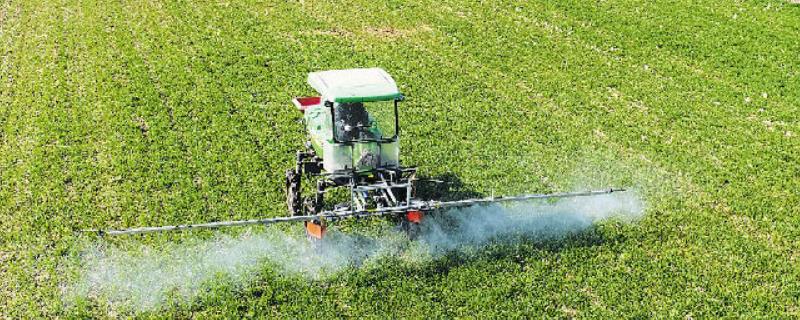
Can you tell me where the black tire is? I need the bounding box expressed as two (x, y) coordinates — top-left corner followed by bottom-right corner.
(401, 220), (421, 240)
(286, 169), (302, 216)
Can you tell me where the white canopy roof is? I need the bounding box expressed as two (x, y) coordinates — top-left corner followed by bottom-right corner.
(308, 68), (402, 103)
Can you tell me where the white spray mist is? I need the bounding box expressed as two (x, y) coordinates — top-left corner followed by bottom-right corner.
(417, 190), (644, 254)
(66, 190), (644, 311)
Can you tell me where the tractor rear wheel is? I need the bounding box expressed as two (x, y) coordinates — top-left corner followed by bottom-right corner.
(285, 169), (302, 216)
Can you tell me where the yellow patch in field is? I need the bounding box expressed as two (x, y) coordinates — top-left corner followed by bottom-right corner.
(363, 25), (433, 40)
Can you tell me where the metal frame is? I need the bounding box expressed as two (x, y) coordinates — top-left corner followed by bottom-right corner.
(328, 98), (401, 144)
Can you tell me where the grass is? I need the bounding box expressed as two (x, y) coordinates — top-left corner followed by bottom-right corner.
(1, 0), (799, 317)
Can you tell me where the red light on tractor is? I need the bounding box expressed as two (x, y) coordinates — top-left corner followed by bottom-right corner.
(406, 210), (424, 223)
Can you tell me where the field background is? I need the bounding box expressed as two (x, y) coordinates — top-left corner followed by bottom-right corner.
(1, 0), (799, 318)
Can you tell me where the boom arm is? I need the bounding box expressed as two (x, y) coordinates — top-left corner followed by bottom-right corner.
(85, 188), (625, 236)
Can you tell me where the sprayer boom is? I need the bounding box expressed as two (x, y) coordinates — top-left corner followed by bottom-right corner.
(85, 188), (625, 236)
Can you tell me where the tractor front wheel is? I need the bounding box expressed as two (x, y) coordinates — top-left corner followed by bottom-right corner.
(401, 220), (421, 240)
(285, 169), (302, 216)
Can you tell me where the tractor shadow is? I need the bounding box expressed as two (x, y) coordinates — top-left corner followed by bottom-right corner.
(345, 225), (627, 287)
(413, 172), (484, 202)
(343, 172), (628, 283)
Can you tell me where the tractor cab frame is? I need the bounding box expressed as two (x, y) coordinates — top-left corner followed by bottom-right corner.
(287, 68), (420, 239)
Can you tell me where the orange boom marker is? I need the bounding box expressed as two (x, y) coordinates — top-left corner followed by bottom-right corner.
(85, 68), (626, 242)
(304, 221), (326, 240)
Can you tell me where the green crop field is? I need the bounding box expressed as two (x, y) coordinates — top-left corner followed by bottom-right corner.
(2, 0), (799, 318)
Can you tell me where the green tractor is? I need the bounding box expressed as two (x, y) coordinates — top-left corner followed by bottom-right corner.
(287, 68), (419, 239)
(88, 68), (624, 238)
